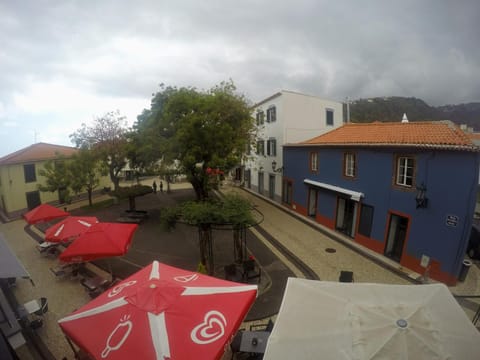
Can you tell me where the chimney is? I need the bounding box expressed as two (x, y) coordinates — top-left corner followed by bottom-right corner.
(401, 113), (409, 123)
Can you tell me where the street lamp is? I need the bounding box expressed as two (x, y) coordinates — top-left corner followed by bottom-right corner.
(272, 160), (283, 173)
(416, 183), (428, 209)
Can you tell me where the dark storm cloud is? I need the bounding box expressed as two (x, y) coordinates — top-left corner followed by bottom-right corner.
(0, 0), (479, 112)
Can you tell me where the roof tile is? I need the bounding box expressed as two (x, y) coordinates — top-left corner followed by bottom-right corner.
(299, 121), (477, 151)
(0, 143), (77, 165)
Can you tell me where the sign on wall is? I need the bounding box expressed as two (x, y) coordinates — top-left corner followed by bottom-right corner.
(446, 214), (459, 227)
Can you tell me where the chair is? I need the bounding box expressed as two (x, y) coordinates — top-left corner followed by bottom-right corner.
(224, 264), (242, 282)
(250, 319), (274, 332)
(242, 259), (261, 283)
(339, 271), (354, 283)
(33, 297), (48, 316)
(29, 318), (43, 330)
(230, 330), (243, 359)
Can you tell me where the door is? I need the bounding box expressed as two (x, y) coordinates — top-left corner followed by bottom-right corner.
(258, 172), (264, 195)
(26, 191), (41, 210)
(308, 188), (317, 217)
(244, 169), (251, 188)
(385, 214), (409, 262)
(336, 197), (357, 237)
(268, 175), (275, 199)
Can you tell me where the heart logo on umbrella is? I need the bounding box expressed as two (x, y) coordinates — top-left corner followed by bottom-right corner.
(190, 310), (227, 345)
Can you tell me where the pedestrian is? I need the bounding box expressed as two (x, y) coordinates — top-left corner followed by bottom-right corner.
(152, 180), (157, 194)
(160, 181), (163, 193)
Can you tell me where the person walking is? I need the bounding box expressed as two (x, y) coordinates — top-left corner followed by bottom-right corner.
(159, 181), (163, 193)
(152, 180), (157, 194)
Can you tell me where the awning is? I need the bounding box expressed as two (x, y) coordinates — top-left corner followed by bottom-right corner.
(0, 233), (31, 280)
(304, 179), (364, 201)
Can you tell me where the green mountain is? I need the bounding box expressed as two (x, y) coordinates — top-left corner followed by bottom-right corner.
(347, 96), (480, 130)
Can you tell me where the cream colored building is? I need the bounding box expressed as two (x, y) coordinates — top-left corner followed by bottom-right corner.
(0, 142), (112, 219)
(243, 90), (344, 202)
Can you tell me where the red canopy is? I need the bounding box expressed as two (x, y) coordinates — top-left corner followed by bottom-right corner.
(58, 261), (257, 360)
(23, 204), (70, 224)
(45, 216), (99, 243)
(59, 222), (138, 263)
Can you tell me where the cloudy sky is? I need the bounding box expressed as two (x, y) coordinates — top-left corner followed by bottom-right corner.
(0, 0), (479, 157)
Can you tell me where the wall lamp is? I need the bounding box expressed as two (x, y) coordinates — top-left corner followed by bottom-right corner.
(416, 183), (428, 209)
(272, 160), (284, 173)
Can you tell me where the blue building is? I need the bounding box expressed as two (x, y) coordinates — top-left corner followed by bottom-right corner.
(282, 120), (479, 285)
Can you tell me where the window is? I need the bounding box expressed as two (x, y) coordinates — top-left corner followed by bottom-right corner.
(256, 111), (264, 125)
(326, 109), (334, 126)
(358, 204), (374, 237)
(24, 164), (36, 183)
(267, 106), (276, 122)
(344, 152), (356, 177)
(266, 138), (277, 156)
(396, 156), (415, 187)
(256, 140), (265, 156)
(309, 152), (318, 172)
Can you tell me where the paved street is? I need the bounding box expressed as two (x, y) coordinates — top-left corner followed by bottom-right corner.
(1, 179), (479, 359)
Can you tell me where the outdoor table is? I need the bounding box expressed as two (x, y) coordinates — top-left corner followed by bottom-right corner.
(239, 330), (270, 354)
(22, 299), (41, 314)
(81, 276), (109, 292)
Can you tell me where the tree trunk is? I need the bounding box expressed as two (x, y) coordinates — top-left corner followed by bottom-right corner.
(109, 166), (120, 192)
(198, 225), (214, 275)
(87, 188), (93, 207)
(128, 196), (136, 211)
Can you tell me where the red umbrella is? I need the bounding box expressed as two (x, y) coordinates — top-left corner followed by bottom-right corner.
(58, 261), (257, 360)
(23, 204), (70, 224)
(59, 223), (138, 263)
(45, 216), (99, 243)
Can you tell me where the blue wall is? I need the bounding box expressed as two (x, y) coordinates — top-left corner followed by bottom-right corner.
(283, 146), (479, 279)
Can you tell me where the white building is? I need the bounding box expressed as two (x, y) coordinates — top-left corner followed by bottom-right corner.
(243, 90), (344, 202)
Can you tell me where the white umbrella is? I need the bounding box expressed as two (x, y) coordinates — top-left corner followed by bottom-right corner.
(264, 278), (480, 360)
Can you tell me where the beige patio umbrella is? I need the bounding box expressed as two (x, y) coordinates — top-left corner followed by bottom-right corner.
(264, 278), (480, 360)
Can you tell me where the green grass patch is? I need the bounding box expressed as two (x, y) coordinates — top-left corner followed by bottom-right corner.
(79, 198), (116, 211)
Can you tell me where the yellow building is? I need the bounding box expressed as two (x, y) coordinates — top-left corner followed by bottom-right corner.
(0, 142), (112, 219)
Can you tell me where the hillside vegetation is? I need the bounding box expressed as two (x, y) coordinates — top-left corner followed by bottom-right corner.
(348, 96), (480, 130)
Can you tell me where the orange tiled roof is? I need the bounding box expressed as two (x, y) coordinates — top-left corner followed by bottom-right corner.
(0, 143), (78, 165)
(297, 121), (478, 151)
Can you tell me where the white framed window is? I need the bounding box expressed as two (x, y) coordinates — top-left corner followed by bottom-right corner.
(267, 138), (277, 156)
(310, 152), (318, 172)
(267, 106), (276, 122)
(256, 140), (265, 156)
(256, 111), (264, 125)
(396, 156), (415, 187)
(344, 152), (356, 177)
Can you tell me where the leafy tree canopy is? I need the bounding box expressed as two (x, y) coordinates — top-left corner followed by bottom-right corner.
(133, 81), (255, 200)
(70, 110), (129, 191)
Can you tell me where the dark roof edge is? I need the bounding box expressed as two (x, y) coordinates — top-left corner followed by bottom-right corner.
(283, 143), (480, 152)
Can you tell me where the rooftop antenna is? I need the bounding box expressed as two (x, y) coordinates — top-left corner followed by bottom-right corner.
(34, 130), (38, 143)
(401, 113), (409, 123)
(345, 97), (350, 123)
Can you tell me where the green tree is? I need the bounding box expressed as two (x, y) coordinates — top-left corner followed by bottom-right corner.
(70, 111), (129, 192)
(69, 149), (106, 206)
(134, 81), (255, 200)
(38, 155), (71, 204)
(163, 194), (258, 275)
